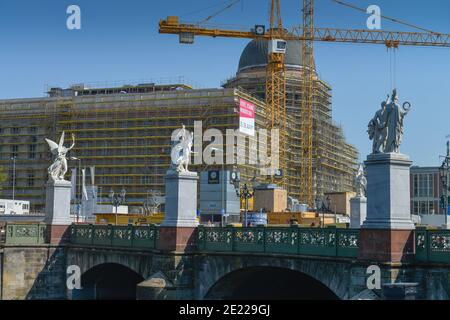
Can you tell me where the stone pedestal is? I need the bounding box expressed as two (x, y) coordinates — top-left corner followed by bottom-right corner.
(44, 180), (72, 244)
(158, 171), (199, 252)
(359, 153), (415, 263)
(350, 196), (367, 229)
(362, 153), (414, 230)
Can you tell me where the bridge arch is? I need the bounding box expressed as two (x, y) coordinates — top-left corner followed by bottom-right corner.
(198, 256), (351, 300)
(204, 266), (339, 300)
(73, 263), (144, 300)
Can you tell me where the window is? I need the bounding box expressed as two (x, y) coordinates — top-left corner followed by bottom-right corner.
(413, 173), (434, 197)
(140, 176), (151, 185)
(11, 145), (18, 158)
(414, 200), (436, 215)
(9, 170), (16, 187)
(11, 127), (20, 134)
(413, 201), (419, 214)
(28, 127), (37, 134)
(29, 145), (36, 159)
(27, 173), (34, 187)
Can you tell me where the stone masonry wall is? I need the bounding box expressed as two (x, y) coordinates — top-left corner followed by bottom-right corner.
(1, 245), (67, 300)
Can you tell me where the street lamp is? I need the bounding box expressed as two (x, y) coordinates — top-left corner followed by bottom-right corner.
(109, 188), (126, 225)
(11, 157), (16, 200)
(70, 157), (82, 223)
(211, 147), (226, 227)
(236, 184), (254, 227)
(439, 141), (450, 226)
(315, 197), (324, 228)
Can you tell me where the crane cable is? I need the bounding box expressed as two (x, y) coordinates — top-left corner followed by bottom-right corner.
(199, 0), (242, 25)
(330, 0), (440, 34)
(387, 47), (398, 91)
(180, 0), (237, 18)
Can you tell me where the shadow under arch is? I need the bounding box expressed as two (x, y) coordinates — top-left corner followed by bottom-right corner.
(73, 263), (144, 300)
(204, 266), (339, 300)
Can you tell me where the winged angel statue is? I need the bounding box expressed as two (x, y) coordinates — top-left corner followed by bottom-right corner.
(45, 132), (75, 182)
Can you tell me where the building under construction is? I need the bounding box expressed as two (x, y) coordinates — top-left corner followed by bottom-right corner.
(0, 83), (268, 212)
(0, 39), (357, 211)
(224, 38), (358, 199)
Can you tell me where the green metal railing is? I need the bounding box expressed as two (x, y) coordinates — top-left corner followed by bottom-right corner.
(197, 226), (360, 258)
(4, 223), (47, 245)
(70, 224), (159, 249)
(416, 228), (450, 264)
(50, 224), (450, 264)
(69, 224), (358, 258)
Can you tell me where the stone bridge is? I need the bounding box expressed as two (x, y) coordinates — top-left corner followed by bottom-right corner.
(2, 224), (450, 300)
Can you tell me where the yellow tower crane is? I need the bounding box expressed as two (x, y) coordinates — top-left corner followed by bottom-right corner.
(159, 0), (450, 207)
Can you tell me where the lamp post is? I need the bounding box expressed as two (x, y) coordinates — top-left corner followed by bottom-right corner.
(439, 141), (450, 226)
(236, 184), (254, 227)
(315, 197), (324, 228)
(211, 147), (226, 227)
(70, 157), (82, 223)
(109, 188), (126, 225)
(11, 156), (16, 200)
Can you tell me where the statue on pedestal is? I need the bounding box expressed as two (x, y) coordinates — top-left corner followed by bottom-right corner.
(45, 131), (75, 182)
(368, 89), (411, 154)
(170, 124), (193, 173)
(355, 164), (367, 197)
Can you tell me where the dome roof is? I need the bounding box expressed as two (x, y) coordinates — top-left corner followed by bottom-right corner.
(238, 38), (303, 73)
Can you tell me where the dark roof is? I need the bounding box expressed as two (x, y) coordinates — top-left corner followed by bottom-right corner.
(238, 38), (303, 72)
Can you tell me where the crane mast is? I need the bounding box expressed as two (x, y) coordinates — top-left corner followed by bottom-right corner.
(266, 0), (287, 188)
(300, 0), (315, 206)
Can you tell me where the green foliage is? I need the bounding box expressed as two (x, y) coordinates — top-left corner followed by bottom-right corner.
(0, 165), (8, 192)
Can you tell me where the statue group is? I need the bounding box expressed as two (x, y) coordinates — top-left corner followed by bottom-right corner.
(368, 89), (411, 154)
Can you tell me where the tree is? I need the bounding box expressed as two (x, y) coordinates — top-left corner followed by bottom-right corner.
(0, 166), (8, 194)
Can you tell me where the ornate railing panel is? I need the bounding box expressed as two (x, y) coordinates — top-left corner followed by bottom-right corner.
(5, 223), (46, 245)
(415, 228), (428, 262)
(234, 227), (265, 252)
(71, 224), (157, 250)
(92, 225), (112, 246)
(133, 225), (158, 249)
(416, 229), (450, 264)
(298, 228), (337, 256)
(265, 227), (299, 255)
(336, 229), (360, 258)
(198, 227), (233, 252)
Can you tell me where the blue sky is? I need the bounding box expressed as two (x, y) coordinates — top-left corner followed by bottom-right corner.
(0, 0), (449, 166)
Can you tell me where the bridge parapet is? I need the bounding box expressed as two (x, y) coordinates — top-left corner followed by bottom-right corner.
(4, 223), (450, 266)
(68, 224), (360, 259)
(3, 223), (47, 245)
(197, 226), (360, 258)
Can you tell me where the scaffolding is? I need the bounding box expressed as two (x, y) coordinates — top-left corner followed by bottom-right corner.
(0, 85), (269, 210)
(224, 61), (358, 202)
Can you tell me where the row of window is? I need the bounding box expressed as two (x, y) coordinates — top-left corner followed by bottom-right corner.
(0, 127), (38, 135)
(413, 200), (436, 215)
(9, 173), (35, 187)
(2, 144), (39, 160)
(412, 173), (434, 197)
